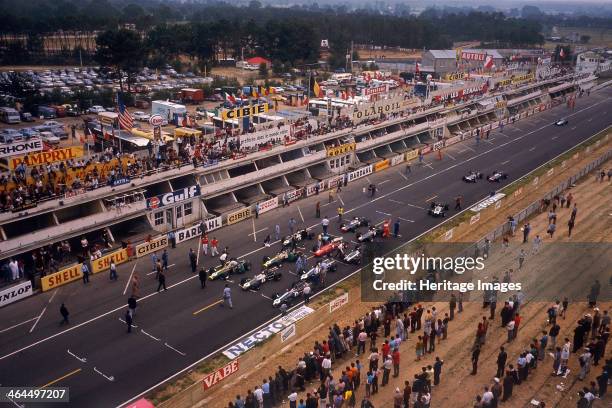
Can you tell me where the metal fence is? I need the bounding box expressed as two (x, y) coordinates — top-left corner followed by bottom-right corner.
(471, 149), (611, 254)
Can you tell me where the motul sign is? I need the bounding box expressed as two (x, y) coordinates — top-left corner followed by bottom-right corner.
(202, 360), (239, 390)
(461, 52), (486, 61)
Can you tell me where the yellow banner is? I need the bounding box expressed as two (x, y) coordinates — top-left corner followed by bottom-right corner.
(326, 142), (356, 157)
(135, 236), (168, 258)
(511, 73), (535, 84)
(41, 263), (83, 292)
(91, 248), (129, 274)
(405, 150), (418, 161)
(227, 207), (251, 225)
(374, 159), (390, 172)
(445, 72), (465, 81)
(221, 103), (269, 121)
(9, 146), (84, 170)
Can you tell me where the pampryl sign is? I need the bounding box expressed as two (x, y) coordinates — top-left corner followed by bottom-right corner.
(146, 185), (201, 209)
(222, 305), (314, 359)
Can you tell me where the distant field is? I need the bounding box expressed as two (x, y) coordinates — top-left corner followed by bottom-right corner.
(547, 26), (612, 48)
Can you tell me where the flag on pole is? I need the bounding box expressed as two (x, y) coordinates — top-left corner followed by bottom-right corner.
(313, 80), (322, 98)
(225, 93), (236, 104)
(484, 55), (494, 70)
(559, 48), (565, 59)
(117, 93), (133, 131)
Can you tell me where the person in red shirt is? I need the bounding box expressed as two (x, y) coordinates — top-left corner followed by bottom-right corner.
(210, 237), (219, 257)
(382, 220), (391, 238)
(201, 234), (209, 256)
(382, 340), (391, 360)
(392, 348), (401, 377)
(513, 313), (521, 340)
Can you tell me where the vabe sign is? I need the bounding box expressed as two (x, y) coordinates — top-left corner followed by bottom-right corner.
(202, 360), (240, 390)
(147, 185), (201, 209)
(0, 281), (34, 308)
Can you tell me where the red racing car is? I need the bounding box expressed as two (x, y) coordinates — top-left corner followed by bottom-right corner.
(313, 237), (344, 257)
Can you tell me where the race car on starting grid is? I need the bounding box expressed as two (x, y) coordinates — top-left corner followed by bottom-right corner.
(281, 228), (313, 248)
(272, 281), (308, 308)
(487, 170), (509, 182)
(342, 246), (362, 264)
(428, 202), (449, 217)
(356, 226), (382, 242)
(339, 216), (370, 233)
(313, 237), (344, 257)
(262, 249), (299, 269)
(555, 118), (568, 126)
(300, 259), (337, 282)
(462, 170), (483, 183)
(208, 259), (251, 280)
(239, 268), (282, 290)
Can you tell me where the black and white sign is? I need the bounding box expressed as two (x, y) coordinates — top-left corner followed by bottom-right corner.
(280, 324), (296, 343)
(470, 193), (506, 213)
(111, 177), (131, 187)
(147, 185), (201, 209)
(0, 138), (43, 158)
(175, 224), (204, 244)
(238, 127), (291, 149)
(204, 215), (223, 232)
(0, 281), (34, 308)
(347, 165), (373, 182)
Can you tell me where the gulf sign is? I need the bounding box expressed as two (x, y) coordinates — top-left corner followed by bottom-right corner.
(202, 360), (239, 391)
(9, 146), (83, 170)
(221, 103), (268, 121)
(41, 264), (83, 292)
(92, 249), (129, 274)
(147, 186), (201, 209)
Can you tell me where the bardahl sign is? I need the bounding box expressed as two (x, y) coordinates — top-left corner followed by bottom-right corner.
(175, 224), (204, 245)
(147, 185), (201, 209)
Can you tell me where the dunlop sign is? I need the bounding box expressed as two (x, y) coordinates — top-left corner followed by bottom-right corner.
(136, 236), (168, 258)
(0, 281), (33, 308)
(41, 263), (83, 292)
(227, 207), (252, 225)
(92, 249), (129, 274)
(221, 103), (268, 121)
(326, 142), (356, 157)
(9, 146), (83, 170)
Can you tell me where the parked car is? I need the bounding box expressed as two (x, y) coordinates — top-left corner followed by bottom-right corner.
(20, 112), (34, 122)
(49, 126), (69, 140)
(0, 128), (23, 142)
(40, 131), (60, 145)
(20, 128), (40, 139)
(133, 111), (150, 122)
(88, 105), (106, 114)
(43, 120), (62, 127)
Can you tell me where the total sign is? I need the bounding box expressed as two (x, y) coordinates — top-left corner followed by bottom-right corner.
(147, 185), (201, 209)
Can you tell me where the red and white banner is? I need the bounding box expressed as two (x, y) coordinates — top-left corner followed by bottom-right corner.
(325, 175), (344, 189)
(363, 85), (389, 97)
(258, 197), (278, 215)
(390, 154), (404, 167)
(202, 360), (240, 390)
(446, 135), (463, 146)
(285, 189), (303, 202)
(421, 145), (432, 154)
(461, 51), (487, 61)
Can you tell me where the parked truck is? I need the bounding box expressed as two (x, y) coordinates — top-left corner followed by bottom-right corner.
(151, 100), (187, 125)
(180, 88), (204, 104)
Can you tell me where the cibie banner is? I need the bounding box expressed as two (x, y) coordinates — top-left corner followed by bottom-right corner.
(135, 235), (168, 258)
(221, 103), (269, 121)
(9, 146), (83, 170)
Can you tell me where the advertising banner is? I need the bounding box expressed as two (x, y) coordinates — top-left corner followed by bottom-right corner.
(175, 224), (203, 244)
(470, 213), (481, 225)
(285, 189), (303, 202)
(446, 135), (462, 146)
(325, 175), (343, 189)
(227, 207), (252, 225)
(421, 145), (432, 154)
(239, 127), (290, 150)
(461, 51), (486, 61)
(373, 159), (390, 172)
(91, 249), (129, 274)
(41, 263), (83, 292)
(326, 142), (356, 157)
(0, 138), (43, 158)
(390, 154), (404, 167)
(0, 281), (33, 308)
(347, 165), (373, 182)
(362, 85), (389, 97)
(433, 141), (444, 151)
(405, 149), (418, 161)
(280, 324), (296, 343)
(136, 236), (168, 258)
(202, 360), (240, 390)
(256, 197), (277, 215)
(147, 186), (201, 210)
(221, 103), (269, 121)
(306, 183), (320, 197)
(470, 193), (506, 212)
(9, 146), (83, 170)
(352, 95), (406, 124)
(329, 292), (349, 313)
(204, 215), (223, 233)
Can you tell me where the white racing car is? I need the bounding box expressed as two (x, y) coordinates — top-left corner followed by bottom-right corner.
(463, 171), (483, 183)
(282, 228), (313, 248)
(356, 226), (382, 242)
(555, 118), (568, 126)
(300, 258), (337, 282)
(272, 281), (308, 308)
(342, 246), (362, 264)
(487, 170), (508, 182)
(239, 268), (282, 290)
(428, 202), (449, 217)
(340, 217), (370, 233)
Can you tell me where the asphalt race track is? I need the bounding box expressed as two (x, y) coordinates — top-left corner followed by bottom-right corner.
(0, 89), (610, 408)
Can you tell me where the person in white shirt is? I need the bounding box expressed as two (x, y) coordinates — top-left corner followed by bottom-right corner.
(481, 386), (494, 405)
(253, 386), (263, 406)
(506, 320), (515, 342)
(322, 354), (332, 377)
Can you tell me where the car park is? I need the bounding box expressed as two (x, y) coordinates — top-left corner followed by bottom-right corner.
(49, 126), (69, 140)
(20, 128), (40, 139)
(0, 128), (23, 142)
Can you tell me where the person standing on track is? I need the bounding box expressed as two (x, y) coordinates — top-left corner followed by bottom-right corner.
(198, 267), (207, 288)
(316, 201), (321, 218)
(128, 296), (137, 317)
(157, 270), (167, 292)
(337, 206), (344, 223)
(162, 249), (169, 271)
(275, 224), (281, 241)
(109, 261), (118, 281)
(60, 303), (69, 324)
(222, 283), (233, 309)
(289, 217), (297, 234)
(211, 237), (219, 257)
(201, 234), (209, 256)
(81, 263), (90, 284)
(125, 309), (133, 333)
(322, 216), (329, 235)
(189, 248), (197, 273)
(455, 196), (462, 210)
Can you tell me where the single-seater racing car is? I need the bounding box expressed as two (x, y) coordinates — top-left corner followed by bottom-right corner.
(487, 170), (508, 182)
(340, 217), (369, 233)
(342, 245), (362, 264)
(313, 237), (344, 257)
(356, 226), (382, 242)
(282, 228), (313, 248)
(272, 281), (308, 308)
(428, 202), (449, 217)
(300, 258), (337, 282)
(239, 268), (282, 290)
(555, 118), (568, 126)
(208, 259), (251, 280)
(262, 249), (299, 269)
(462, 171), (483, 183)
